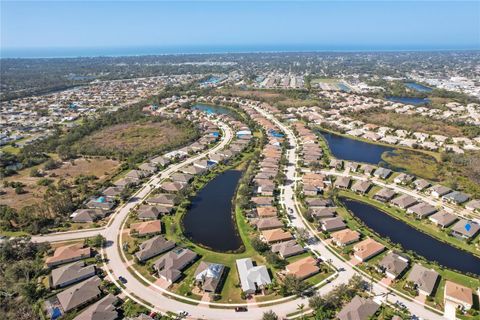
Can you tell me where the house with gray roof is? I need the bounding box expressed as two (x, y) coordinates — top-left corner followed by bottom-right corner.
(194, 261), (226, 293)
(153, 248), (197, 283)
(337, 296), (380, 320)
(310, 207), (337, 220)
(465, 199), (480, 212)
(407, 264), (440, 296)
(171, 172), (194, 184)
(429, 211), (458, 228)
(390, 194), (418, 209)
(406, 202), (437, 218)
(73, 294), (117, 320)
(451, 220), (480, 239)
(146, 194), (177, 207)
(151, 156), (170, 167)
(305, 198), (333, 208)
(377, 252), (409, 279)
(271, 240), (305, 258)
(138, 163), (157, 174)
(361, 164), (376, 176)
(393, 173), (415, 185)
(351, 180), (372, 194)
(430, 185), (452, 198)
(135, 236), (175, 262)
(413, 179), (431, 191)
(70, 209), (107, 223)
(334, 176), (351, 189)
(102, 186), (123, 200)
(321, 217), (347, 232)
(256, 217), (284, 230)
(50, 261), (96, 289)
(442, 191), (470, 204)
(373, 167), (392, 180)
(56, 276), (102, 312)
(236, 258), (272, 294)
(373, 188), (396, 202)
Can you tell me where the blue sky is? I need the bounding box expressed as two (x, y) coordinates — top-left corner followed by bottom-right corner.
(1, 1), (479, 52)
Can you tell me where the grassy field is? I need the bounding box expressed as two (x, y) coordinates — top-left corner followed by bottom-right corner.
(382, 149), (441, 181)
(0, 157), (120, 210)
(75, 120), (192, 156)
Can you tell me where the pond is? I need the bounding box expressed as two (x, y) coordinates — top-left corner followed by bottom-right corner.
(191, 103), (235, 116)
(182, 170), (243, 252)
(405, 82), (433, 93)
(341, 197), (480, 276)
(317, 129), (395, 165)
(386, 96), (431, 105)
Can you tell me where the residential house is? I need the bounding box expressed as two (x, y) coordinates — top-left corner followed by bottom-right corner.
(351, 181), (372, 194)
(331, 229), (360, 247)
(373, 188), (396, 202)
(450, 220), (480, 239)
(50, 261), (96, 289)
(442, 191), (470, 205)
(334, 176), (351, 190)
(171, 173), (194, 184)
(407, 264), (440, 296)
(160, 181), (186, 193)
(46, 243), (92, 268)
(130, 220), (162, 237)
(73, 294), (117, 320)
(413, 179), (431, 191)
(428, 211), (458, 228)
(146, 194), (177, 207)
(393, 173), (415, 185)
(138, 163), (157, 174)
(377, 252), (409, 279)
(70, 209), (107, 223)
(102, 186), (123, 200)
(236, 258), (272, 294)
(271, 240), (305, 258)
(256, 217), (283, 230)
(361, 164), (376, 176)
(137, 205), (165, 220)
(407, 202), (437, 219)
(321, 217), (346, 232)
(135, 236), (175, 262)
(194, 262), (226, 293)
(310, 207), (336, 220)
(465, 199), (480, 212)
(285, 256), (320, 280)
(430, 185), (452, 198)
(305, 198), (333, 208)
(261, 228), (293, 244)
(353, 238), (385, 262)
(251, 197), (275, 207)
(56, 276), (102, 312)
(390, 194), (418, 209)
(151, 156), (170, 167)
(256, 206), (277, 218)
(337, 296), (379, 320)
(444, 281), (473, 311)
(153, 248), (197, 283)
(373, 167), (392, 180)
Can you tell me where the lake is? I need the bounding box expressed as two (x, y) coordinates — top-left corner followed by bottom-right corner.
(191, 103), (235, 116)
(405, 82), (433, 93)
(317, 129), (395, 165)
(341, 197), (480, 276)
(182, 170), (243, 252)
(387, 96), (431, 105)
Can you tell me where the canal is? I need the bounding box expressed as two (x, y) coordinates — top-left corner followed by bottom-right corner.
(182, 170), (243, 252)
(405, 82), (433, 93)
(317, 129), (395, 165)
(341, 197), (480, 276)
(386, 96), (431, 105)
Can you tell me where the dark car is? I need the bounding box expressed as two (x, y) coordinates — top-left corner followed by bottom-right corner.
(235, 307), (248, 312)
(118, 276), (128, 284)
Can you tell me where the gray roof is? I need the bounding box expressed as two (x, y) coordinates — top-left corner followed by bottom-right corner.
(337, 296), (380, 320)
(374, 188), (396, 200)
(146, 194), (177, 206)
(430, 185), (452, 196)
(407, 264), (440, 295)
(451, 219), (480, 238)
(73, 294), (117, 320)
(153, 248), (197, 282)
(309, 207), (336, 219)
(271, 240), (305, 258)
(351, 181), (372, 193)
(373, 167), (392, 179)
(51, 261), (95, 288)
(71, 209), (106, 223)
(56, 276), (101, 312)
(321, 217), (346, 231)
(442, 191), (470, 204)
(378, 252), (409, 278)
(414, 179), (431, 190)
(305, 198), (333, 207)
(334, 176), (351, 189)
(236, 258), (271, 293)
(407, 202), (437, 218)
(429, 210), (458, 227)
(256, 217), (283, 230)
(390, 194), (418, 209)
(135, 236), (175, 262)
(194, 261), (225, 292)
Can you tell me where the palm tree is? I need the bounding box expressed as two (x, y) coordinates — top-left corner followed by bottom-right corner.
(297, 303), (305, 320)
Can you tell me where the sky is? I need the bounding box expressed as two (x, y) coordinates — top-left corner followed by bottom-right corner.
(1, 1), (479, 56)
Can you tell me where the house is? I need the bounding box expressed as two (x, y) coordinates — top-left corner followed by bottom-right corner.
(181, 165), (207, 175)
(146, 194), (177, 207)
(444, 281), (473, 311)
(351, 181), (372, 194)
(302, 183), (320, 196)
(430, 185), (452, 198)
(442, 191), (470, 204)
(138, 163), (157, 174)
(334, 176), (351, 189)
(329, 159), (343, 170)
(256, 217), (284, 230)
(346, 162), (360, 172)
(407, 264), (440, 296)
(153, 248), (197, 283)
(373, 188), (396, 202)
(407, 202), (437, 219)
(393, 173), (415, 185)
(160, 181), (186, 193)
(50, 261), (96, 289)
(331, 229), (360, 247)
(73, 294), (117, 320)
(151, 156), (170, 167)
(56, 276), (102, 312)
(353, 238), (385, 262)
(135, 236), (175, 262)
(377, 252), (409, 279)
(321, 217), (347, 232)
(465, 199), (480, 212)
(102, 186), (123, 200)
(373, 167), (392, 180)
(271, 240), (305, 258)
(310, 207), (337, 220)
(390, 194), (418, 209)
(171, 173), (194, 184)
(256, 206), (277, 217)
(130, 220), (162, 237)
(285, 256), (320, 280)
(137, 205), (163, 220)
(85, 197), (115, 211)
(337, 296), (380, 320)
(236, 258), (272, 294)
(125, 170), (146, 180)
(305, 198), (333, 208)
(46, 243), (92, 268)
(450, 219), (480, 239)
(261, 228), (293, 243)
(361, 164), (376, 176)
(70, 209), (107, 223)
(114, 177), (139, 188)
(428, 211), (458, 228)
(413, 179), (431, 191)
(194, 261), (225, 293)
(251, 197), (275, 207)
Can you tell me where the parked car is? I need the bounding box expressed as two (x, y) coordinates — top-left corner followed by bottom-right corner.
(235, 307), (248, 312)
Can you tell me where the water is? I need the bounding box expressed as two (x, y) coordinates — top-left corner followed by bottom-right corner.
(182, 170), (243, 252)
(191, 103), (235, 116)
(201, 76), (221, 85)
(405, 82), (433, 93)
(386, 96), (431, 105)
(337, 83), (351, 92)
(317, 129), (394, 165)
(341, 198), (480, 276)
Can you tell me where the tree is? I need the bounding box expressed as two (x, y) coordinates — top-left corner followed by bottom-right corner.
(262, 310), (278, 320)
(279, 274), (308, 296)
(251, 237), (269, 253)
(264, 251), (286, 268)
(87, 234), (106, 248)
